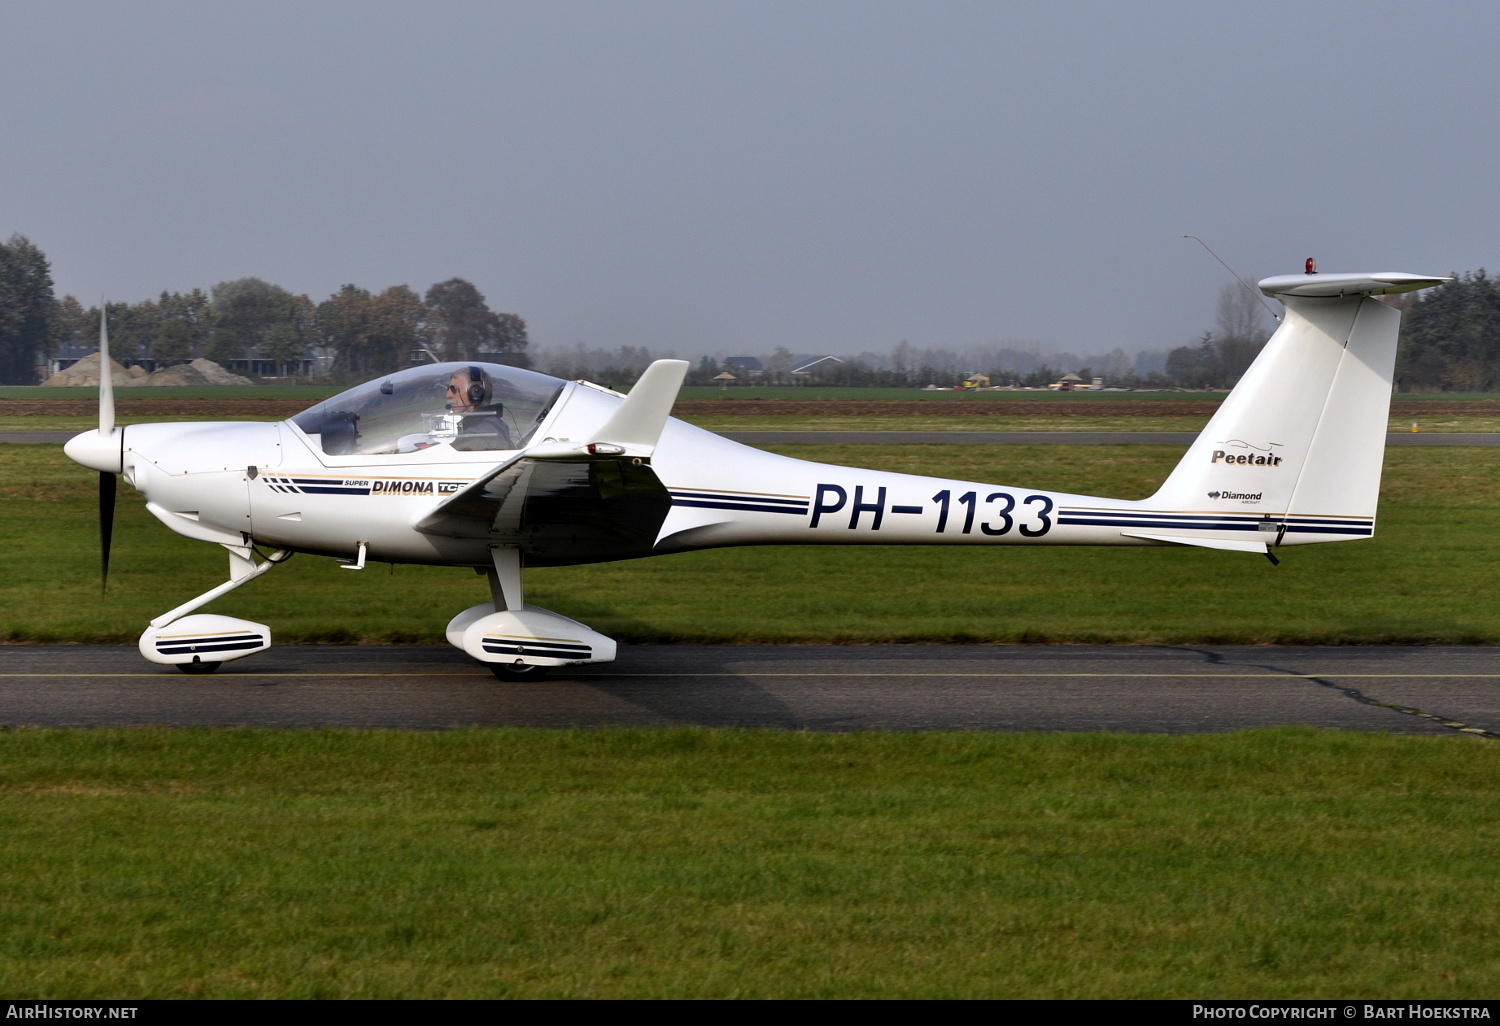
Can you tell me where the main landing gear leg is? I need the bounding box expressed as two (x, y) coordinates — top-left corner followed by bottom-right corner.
(485, 546), (548, 680)
(138, 543), (290, 673)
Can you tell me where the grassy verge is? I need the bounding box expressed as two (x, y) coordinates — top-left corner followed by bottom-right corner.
(4, 444), (1499, 644)
(689, 415), (1500, 433)
(675, 386), (1228, 401)
(1, 727), (1496, 998)
(686, 415), (1212, 432)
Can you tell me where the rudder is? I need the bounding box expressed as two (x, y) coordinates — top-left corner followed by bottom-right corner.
(1150, 271), (1445, 542)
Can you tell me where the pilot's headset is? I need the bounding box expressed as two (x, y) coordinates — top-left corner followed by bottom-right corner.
(464, 365), (492, 407)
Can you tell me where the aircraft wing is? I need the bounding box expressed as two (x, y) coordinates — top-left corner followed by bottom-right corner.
(413, 452), (672, 565)
(414, 360), (689, 565)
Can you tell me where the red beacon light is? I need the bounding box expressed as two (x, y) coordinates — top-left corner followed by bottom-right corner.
(1305, 257), (1318, 275)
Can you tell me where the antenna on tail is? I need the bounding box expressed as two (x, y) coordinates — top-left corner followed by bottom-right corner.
(1183, 235), (1283, 323)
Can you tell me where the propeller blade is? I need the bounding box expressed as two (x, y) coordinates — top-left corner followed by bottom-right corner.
(99, 470), (116, 592)
(99, 303), (114, 435)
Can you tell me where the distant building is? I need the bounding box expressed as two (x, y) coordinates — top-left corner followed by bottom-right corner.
(1047, 373), (1106, 392)
(221, 349), (315, 378)
(724, 356), (763, 378)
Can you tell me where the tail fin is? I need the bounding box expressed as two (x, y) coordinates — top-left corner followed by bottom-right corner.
(1150, 271), (1447, 540)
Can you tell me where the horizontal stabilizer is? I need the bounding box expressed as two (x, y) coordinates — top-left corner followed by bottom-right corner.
(1121, 531), (1269, 555)
(1259, 272), (1449, 298)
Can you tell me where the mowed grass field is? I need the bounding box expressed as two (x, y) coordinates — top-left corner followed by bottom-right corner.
(2, 727), (1498, 998)
(5, 432), (1500, 999)
(1, 442), (1497, 644)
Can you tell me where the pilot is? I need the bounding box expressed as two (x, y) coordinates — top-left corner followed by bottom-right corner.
(446, 366), (514, 448)
(446, 367), (489, 414)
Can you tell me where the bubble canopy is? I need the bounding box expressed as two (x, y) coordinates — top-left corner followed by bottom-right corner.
(291, 362), (567, 456)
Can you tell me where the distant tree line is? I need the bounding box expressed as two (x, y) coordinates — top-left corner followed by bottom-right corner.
(541, 341), (1176, 391)
(0, 235), (54, 384)
(670, 276), (1500, 393)
(533, 286), (1274, 390)
(7, 232), (1500, 391)
(1161, 283), (1276, 390)
(1391, 271), (1500, 392)
(0, 235), (528, 383)
(1154, 272), (1500, 394)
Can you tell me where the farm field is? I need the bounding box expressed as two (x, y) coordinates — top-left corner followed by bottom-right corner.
(2, 442), (1497, 645)
(0, 727), (1496, 998)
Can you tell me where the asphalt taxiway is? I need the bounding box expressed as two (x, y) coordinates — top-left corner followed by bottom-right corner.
(2, 644), (1497, 736)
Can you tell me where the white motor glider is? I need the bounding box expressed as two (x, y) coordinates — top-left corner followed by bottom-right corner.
(65, 269), (1446, 676)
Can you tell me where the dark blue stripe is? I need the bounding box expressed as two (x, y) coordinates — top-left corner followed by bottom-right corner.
(1284, 525), (1373, 536)
(1061, 517), (1372, 538)
(483, 643), (591, 656)
(157, 638), (265, 654)
(1060, 517), (1265, 532)
(670, 491), (808, 506)
(672, 499), (808, 515)
(299, 487), (370, 495)
(1064, 510), (1267, 523)
(1064, 510), (1372, 528)
(1284, 517), (1375, 527)
(483, 643), (591, 653)
(891, 505), (923, 514)
(156, 633), (263, 646)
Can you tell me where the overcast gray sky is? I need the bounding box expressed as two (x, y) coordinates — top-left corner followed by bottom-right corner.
(4, 0), (1496, 357)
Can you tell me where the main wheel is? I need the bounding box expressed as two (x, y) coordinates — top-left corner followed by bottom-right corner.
(490, 662), (551, 681)
(178, 661), (221, 675)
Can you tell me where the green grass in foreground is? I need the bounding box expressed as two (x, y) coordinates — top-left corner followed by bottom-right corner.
(1, 728), (1496, 999)
(2, 443), (1498, 644)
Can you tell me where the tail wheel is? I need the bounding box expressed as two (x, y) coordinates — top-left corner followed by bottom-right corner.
(490, 662), (551, 682)
(178, 661), (221, 675)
